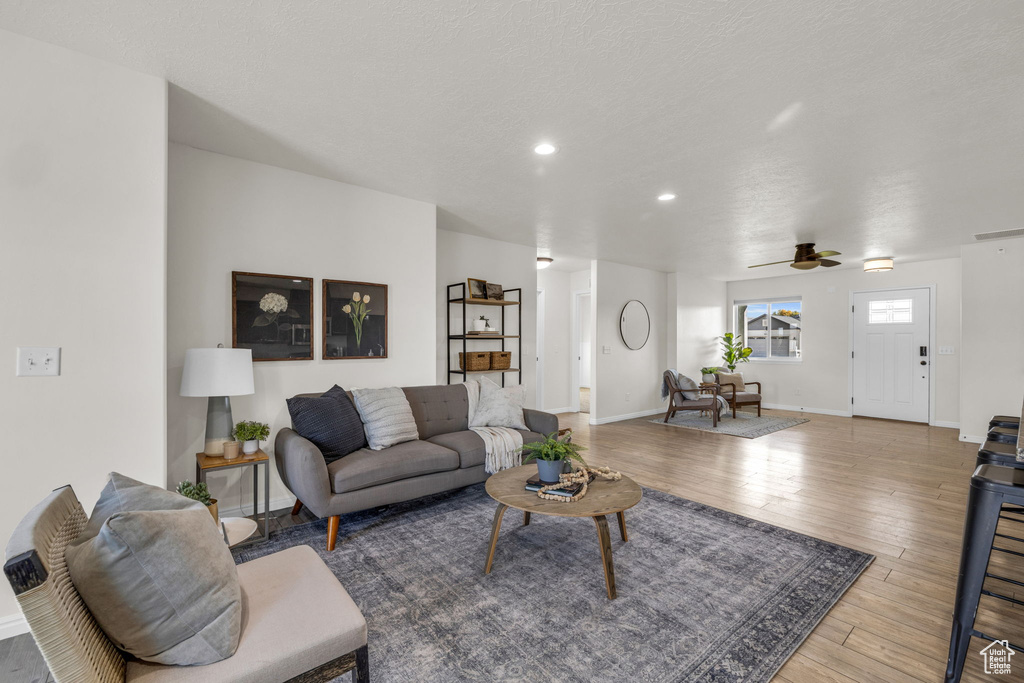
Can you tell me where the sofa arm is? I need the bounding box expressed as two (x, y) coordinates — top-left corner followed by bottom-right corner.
(275, 428), (333, 517)
(523, 408), (558, 436)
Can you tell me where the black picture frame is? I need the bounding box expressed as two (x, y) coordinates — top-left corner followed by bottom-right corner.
(485, 283), (504, 300)
(323, 280), (388, 359)
(232, 272), (314, 361)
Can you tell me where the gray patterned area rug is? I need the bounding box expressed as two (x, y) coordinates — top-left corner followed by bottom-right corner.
(234, 485), (870, 682)
(652, 411), (809, 438)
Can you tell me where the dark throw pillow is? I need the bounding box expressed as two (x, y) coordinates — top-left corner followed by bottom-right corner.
(286, 384), (367, 462)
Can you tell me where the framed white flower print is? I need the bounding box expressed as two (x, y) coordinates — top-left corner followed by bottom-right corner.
(232, 272), (314, 361)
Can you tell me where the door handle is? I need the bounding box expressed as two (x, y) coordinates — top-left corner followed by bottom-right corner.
(920, 360), (927, 365)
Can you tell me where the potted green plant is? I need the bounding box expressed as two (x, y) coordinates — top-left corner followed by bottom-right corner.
(176, 480), (217, 523)
(720, 332), (753, 371)
(518, 431), (587, 484)
(700, 366), (718, 383)
(234, 420), (271, 455)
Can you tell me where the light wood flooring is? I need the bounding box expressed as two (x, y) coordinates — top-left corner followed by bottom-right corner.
(2, 408), (1015, 682)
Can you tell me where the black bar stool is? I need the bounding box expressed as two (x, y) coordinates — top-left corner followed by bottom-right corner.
(990, 416), (1021, 430)
(977, 440), (1021, 469)
(988, 426), (1019, 445)
(946, 464), (1024, 682)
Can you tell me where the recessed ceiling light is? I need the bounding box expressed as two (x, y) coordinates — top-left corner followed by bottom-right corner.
(537, 257), (554, 269)
(534, 143), (557, 155)
(658, 193), (676, 201)
(863, 258), (894, 272)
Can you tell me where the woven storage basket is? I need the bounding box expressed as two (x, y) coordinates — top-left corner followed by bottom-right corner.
(490, 351), (512, 370)
(459, 351), (491, 372)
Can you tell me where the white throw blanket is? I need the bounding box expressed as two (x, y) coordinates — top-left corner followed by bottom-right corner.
(471, 427), (524, 474)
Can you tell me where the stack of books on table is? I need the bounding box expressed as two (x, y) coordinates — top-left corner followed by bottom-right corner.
(524, 472), (594, 498)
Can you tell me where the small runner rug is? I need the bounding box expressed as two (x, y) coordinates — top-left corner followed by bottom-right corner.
(235, 484), (870, 682)
(652, 410), (809, 438)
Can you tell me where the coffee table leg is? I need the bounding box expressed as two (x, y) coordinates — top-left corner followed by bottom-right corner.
(593, 515), (617, 599)
(523, 511), (531, 526)
(484, 504), (508, 574)
(616, 511), (628, 542)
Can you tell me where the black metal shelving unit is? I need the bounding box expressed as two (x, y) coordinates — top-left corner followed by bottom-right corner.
(446, 283), (522, 387)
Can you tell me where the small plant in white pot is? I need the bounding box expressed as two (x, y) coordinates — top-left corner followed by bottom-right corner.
(700, 366), (718, 383)
(518, 431), (587, 484)
(234, 420), (270, 455)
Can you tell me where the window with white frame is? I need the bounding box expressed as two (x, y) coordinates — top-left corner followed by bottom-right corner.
(734, 299), (802, 360)
(867, 298), (912, 324)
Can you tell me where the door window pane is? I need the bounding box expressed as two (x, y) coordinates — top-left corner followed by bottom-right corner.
(868, 299), (912, 324)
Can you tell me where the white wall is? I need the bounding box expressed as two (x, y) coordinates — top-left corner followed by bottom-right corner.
(537, 269), (572, 411)
(435, 230), (538, 407)
(0, 29), (168, 633)
(726, 258), (961, 424)
(167, 144), (437, 515)
(592, 261), (668, 423)
(671, 274), (728, 378)
(960, 239), (1024, 441)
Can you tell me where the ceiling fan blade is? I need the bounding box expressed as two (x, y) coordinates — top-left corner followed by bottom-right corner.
(748, 260), (795, 268)
(811, 250), (841, 258)
(790, 260), (819, 270)
(819, 259), (841, 267)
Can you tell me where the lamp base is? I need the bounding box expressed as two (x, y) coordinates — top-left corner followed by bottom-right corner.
(204, 396), (234, 456)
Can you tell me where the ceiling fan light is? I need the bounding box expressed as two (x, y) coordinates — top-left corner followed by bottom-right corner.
(536, 257), (554, 269)
(790, 261), (818, 270)
(863, 258), (894, 272)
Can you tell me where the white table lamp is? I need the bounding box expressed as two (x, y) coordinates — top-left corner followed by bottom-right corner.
(180, 348), (255, 456)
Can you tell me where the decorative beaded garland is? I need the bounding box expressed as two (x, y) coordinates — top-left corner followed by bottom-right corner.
(535, 466), (623, 502)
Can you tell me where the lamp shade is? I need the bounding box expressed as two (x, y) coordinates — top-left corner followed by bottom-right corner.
(180, 348), (254, 397)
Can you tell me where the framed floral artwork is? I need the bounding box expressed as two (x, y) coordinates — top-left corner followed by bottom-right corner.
(323, 280), (388, 359)
(232, 272), (314, 361)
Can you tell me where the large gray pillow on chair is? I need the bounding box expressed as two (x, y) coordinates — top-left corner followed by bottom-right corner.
(676, 373), (700, 400)
(66, 473), (241, 666)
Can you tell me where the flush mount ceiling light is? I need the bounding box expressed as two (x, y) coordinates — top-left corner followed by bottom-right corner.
(863, 257), (894, 272)
(537, 257), (554, 269)
(533, 143), (557, 155)
(658, 193), (676, 201)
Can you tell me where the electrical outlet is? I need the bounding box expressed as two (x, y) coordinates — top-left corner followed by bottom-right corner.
(793, 387), (801, 396)
(17, 347), (61, 376)
(625, 392), (631, 402)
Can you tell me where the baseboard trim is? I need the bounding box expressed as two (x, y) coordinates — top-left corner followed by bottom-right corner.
(217, 495), (296, 520)
(959, 434), (986, 444)
(931, 420), (960, 429)
(589, 408), (663, 425)
(544, 406), (575, 415)
(761, 403), (854, 418)
(0, 612), (29, 639)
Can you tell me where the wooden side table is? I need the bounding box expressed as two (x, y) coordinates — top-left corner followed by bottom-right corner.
(196, 449), (271, 547)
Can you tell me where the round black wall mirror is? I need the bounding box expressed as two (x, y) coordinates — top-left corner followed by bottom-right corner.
(619, 300), (650, 350)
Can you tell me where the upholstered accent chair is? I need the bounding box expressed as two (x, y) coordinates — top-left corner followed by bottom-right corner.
(3, 486), (369, 683)
(662, 371), (721, 426)
(715, 371), (763, 418)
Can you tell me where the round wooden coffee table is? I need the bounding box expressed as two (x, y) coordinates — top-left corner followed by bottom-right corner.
(484, 465), (642, 599)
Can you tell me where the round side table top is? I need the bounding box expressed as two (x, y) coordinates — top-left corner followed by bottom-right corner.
(486, 465), (642, 518)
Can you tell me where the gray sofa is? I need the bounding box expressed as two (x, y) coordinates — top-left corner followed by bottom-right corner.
(275, 383), (559, 550)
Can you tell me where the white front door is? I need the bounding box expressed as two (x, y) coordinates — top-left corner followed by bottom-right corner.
(852, 288), (930, 422)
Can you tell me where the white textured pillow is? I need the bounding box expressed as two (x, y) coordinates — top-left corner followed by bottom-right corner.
(351, 387), (419, 450)
(471, 376), (527, 430)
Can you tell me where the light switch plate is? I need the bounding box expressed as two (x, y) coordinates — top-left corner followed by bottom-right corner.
(17, 347), (61, 376)
(938, 346), (955, 355)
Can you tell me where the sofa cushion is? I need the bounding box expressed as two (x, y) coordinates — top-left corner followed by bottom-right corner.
(66, 473), (241, 666)
(351, 387), (419, 450)
(286, 385), (366, 463)
(471, 376), (527, 430)
(730, 391), (761, 402)
(329, 440), (459, 493)
(427, 429), (545, 469)
(403, 384), (470, 439)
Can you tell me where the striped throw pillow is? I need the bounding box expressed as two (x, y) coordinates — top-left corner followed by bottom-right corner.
(351, 387), (420, 450)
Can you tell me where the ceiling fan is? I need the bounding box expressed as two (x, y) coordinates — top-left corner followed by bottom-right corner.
(748, 243), (842, 270)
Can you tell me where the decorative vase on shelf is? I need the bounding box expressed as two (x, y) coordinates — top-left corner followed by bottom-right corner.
(536, 459), (568, 484)
(472, 318), (487, 332)
(243, 440), (260, 455)
(223, 441), (241, 460)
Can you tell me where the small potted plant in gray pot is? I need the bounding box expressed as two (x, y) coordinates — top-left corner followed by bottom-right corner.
(234, 420), (271, 455)
(518, 431), (587, 483)
(176, 480), (217, 523)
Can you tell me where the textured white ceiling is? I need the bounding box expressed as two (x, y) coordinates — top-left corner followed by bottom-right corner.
(3, 1), (1023, 280)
